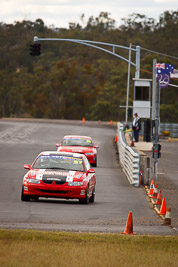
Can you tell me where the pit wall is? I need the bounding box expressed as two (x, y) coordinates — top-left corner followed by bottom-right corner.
(117, 122), (151, 186)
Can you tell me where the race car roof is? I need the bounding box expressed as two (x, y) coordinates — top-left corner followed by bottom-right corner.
(63, 135), (92, 140)
(39, 151), (85, 158)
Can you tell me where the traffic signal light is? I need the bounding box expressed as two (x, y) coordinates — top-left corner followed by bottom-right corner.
(158, 143), (161, 158)
(30, 43), (41, 56)
(152, 143), (161, 158)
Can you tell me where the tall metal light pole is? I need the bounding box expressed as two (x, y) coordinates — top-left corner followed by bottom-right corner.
(33, 36), (140, 68)
(153, 80), (160, 179)
(152, 59), (157, 121)
(152, 59), (160, 180)
(135, 46), (140, 79)
(125, 43), (132, 124)
(33, 36), (140, 123)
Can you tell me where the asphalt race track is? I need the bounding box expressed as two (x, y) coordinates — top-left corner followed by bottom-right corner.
(0, 119), (176, 235)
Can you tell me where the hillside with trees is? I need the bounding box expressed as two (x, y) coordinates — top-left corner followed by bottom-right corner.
(0, 11), (177, 122)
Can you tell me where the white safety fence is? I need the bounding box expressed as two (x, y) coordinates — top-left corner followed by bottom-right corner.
(117, 122), (140, 187)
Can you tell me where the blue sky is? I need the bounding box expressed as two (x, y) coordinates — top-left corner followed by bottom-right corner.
(0, 0), (177, 28)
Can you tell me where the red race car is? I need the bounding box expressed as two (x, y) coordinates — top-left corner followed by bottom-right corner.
(21, 151), (96, 204)
(56, 135), (99, 167)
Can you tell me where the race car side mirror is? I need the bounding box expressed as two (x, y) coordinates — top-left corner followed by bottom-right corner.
(24, 164), (31, 170)
(87, 169), (95, 174)
(56, 143), (61, 147)
(94, 145), (99, 149)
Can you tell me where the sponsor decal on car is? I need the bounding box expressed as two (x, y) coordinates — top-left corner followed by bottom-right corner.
(42, 171), (69, 176)
(86, 140), (92, 143)
(46, 177), (62, 181)
(80, 190), (85, 195)
(36, 174), (43, 180)
(66, 171), (76, 182)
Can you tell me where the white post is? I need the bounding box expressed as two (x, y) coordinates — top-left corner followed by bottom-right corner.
(135, 46), (140, 78)
(152, 59), (157, 120)
(125, 43), (132, 124)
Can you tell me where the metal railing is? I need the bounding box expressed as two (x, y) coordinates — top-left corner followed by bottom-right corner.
(117, 123), (140, 187)
(160, 123), (178, 138)
(121, 122), (178, 138)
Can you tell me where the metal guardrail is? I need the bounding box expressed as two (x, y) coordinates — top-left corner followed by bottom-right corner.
(117, 123), (140, 187)
(122, 122), (178, 138)
(160, 123), (178, 138)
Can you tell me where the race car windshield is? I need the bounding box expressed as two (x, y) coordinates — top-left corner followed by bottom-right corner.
(62, 138), (93, 147)
(32, 155), (84, 172)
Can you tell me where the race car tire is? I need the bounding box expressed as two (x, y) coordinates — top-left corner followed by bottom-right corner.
(79, 187), (89, 204)
(21, 187), (30, 201)
(89, 187), (95, 203)
(92, 158), (97, 167)
(31, 196), (39, 200)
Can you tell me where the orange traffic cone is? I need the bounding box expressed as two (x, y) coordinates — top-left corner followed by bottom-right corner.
(110, 120), (113, 125)
(82, 117), (85, 123)
(148, 180), (155, 196)
(162, 206), (171, 226)
(151, 183), (158, 199)
(154, 189), (162, 205)
(114, 135), (118, 142)
(159, 197), (167, 215)
(121, 211), (136, 235)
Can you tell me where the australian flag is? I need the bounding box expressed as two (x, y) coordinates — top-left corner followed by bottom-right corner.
(156, 63), (175, 88)
(157, 74), (170, 88)
(156, 63), (175, 75)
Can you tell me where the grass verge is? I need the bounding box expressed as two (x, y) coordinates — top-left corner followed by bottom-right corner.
(0, 229), (178, 267)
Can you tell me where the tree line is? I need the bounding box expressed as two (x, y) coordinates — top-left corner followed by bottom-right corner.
(0, 11), (177, 122)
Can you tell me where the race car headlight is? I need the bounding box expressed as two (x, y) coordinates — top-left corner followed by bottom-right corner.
(68, 182), (83, 186)
(26, 178), (40, 184)
(85, 153), (95, 155)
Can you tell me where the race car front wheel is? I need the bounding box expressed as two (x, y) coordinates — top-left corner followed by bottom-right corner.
(79, 187), (89, 204)
(89, 187), (95, 203)
(21, 187), (30, 201)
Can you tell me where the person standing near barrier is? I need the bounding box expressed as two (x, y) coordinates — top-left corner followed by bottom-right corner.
(132, 113), (141, 142)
